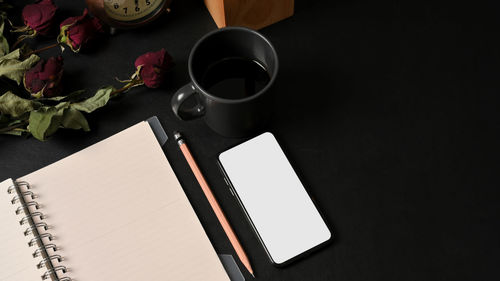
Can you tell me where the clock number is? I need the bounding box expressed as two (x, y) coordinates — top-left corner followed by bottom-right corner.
(123, 7), (127, 14)
(135, 6), (140, 12)
(146, 0), (151, 5)
(113, 3), (119, 9)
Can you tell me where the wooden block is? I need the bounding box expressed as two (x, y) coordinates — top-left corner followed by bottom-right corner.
(204, 0), (294, 30)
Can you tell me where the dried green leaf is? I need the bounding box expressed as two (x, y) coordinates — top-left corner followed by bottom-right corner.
(0, 91), (41, 117)
(0, 113), (9, 125)
(1, 129), (23, 136)
(0, 114), (19, 131)
(6, 119), (22, 126)
(61, 107), (89, 131)
(0, 50), (40, 84)
(71, 86), (114, 113)
(0, 39), (5, 57)
(28, 102), (69, 141)
(0, 18), (8, 56)
(0, 118), (26, 137)
(39, 90), (87, 103)
(0, 48), (20, 60)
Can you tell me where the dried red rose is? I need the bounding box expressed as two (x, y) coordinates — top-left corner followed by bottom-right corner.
(58, 9), (104, 52)
(134, 49), (173, 88)
(22, 0), (57, 36)
(24, 56), (64, 98)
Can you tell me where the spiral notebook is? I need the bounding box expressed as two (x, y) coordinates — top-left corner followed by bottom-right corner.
(0, 118), (232, 281)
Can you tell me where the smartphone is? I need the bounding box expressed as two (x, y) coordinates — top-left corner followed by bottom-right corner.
(218, 132), (332, 266)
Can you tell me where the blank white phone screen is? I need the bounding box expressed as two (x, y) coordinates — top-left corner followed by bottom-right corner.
(219, 132), (331, 265)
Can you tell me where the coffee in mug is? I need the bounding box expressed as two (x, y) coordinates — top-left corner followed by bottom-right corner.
(171, 27), (278, 137)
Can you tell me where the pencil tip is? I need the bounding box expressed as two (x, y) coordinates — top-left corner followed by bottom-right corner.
(250, 272), (255, 278)
(173, 131), (181, 141)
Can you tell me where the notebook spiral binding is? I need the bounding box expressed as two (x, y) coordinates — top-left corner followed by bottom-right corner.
(7, 181), (71, 281)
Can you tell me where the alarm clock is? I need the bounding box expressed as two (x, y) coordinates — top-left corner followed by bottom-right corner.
(86, 0), (172, 29)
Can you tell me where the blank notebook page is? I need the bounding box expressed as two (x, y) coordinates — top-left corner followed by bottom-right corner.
(17, 121), (229, 281)
(0, 179), (41, 281)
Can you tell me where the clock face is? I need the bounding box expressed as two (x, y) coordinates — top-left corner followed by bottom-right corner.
(103, 0), (165, 22)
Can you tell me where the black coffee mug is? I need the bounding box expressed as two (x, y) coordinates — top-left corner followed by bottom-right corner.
(171, 27), (278, 137)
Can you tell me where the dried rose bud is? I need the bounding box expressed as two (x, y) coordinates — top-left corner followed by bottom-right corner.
(24, 56), (64, 98)
(22, 0), (57, 36)
(58, 9), (104, 52)
(134, 49), (173, 88)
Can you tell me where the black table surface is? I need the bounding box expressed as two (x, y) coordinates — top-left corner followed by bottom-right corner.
(1, 1), (499, 280)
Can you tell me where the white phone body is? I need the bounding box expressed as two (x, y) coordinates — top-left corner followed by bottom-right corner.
(218, 132), (332, 265)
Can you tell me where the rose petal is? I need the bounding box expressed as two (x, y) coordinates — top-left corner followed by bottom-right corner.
(60, 9), (104, 51)
(139, 65), (163, 88)
(24, 56), (64, 97)
(22, 0), (57, 35)
(134, 49), (173, 88)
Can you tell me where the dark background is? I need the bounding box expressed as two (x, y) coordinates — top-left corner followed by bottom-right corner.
(1, 1), (500, 280)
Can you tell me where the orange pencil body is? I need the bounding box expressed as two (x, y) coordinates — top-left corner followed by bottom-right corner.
(174, 132), (254, 277)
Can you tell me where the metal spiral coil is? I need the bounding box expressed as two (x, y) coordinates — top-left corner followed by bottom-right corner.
(41, 266), (68, 280)
(33, 244), (57, 258)
(11, 190), (35, 204)
(37, 255), (62, 269)
(16, 201), (40, 215)
(19, 211), (45, 225)
(8, 181), (71, 281)
(28, 233), (54, 247)
(25, 222), (48, 236)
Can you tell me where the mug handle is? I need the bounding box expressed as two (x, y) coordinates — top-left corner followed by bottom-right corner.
(171, 82), (205, 120)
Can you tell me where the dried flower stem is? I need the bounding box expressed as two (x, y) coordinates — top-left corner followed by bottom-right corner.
(0, 121), (28, 134)
(11, 29), (37, 49)
(12, 37), (26, 49)
(111, 79), (144, 96)
(24, 42), (60, 57)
